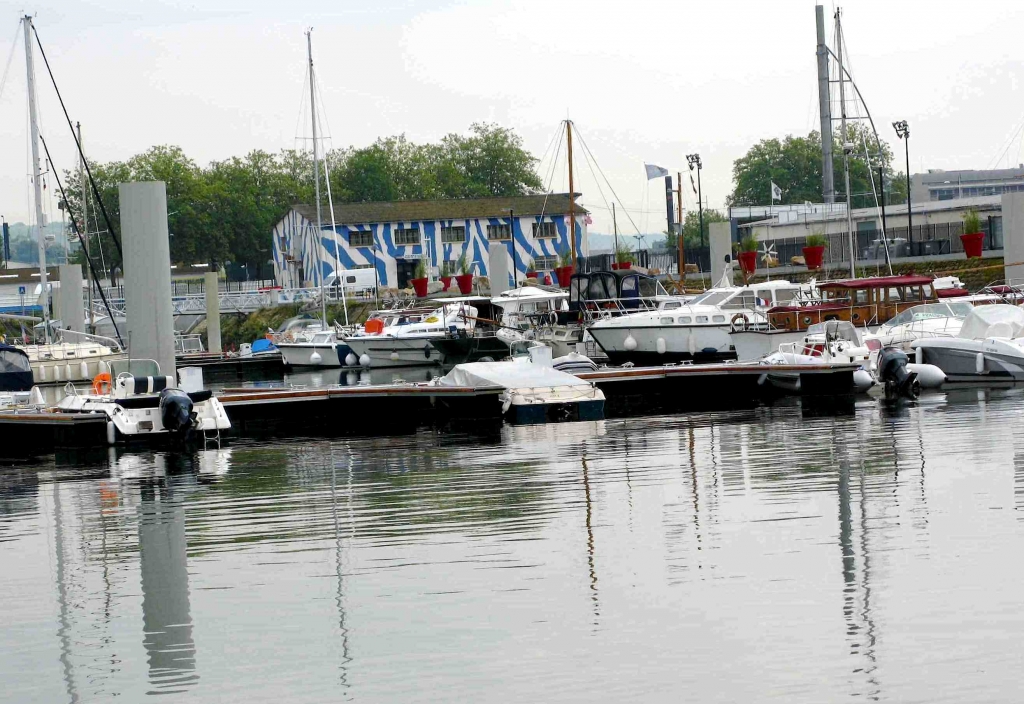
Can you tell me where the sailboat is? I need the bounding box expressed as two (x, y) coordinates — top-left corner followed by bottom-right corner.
(15, 15), (126, 384)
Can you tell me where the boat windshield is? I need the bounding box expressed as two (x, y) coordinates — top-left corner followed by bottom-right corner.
(312, 332), (334, 343)
(886, 302), (972, 327)
(688, 290), (733, 307)
(0, 348), (30, 373)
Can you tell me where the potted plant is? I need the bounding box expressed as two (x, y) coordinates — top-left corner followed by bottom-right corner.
(525, 258), (538, 279)
(612, 244), (633, 270)
(737, 236), (758, 275)
(960, 209), (984, 259)
(455, 253), (474, 294)
(802, 232), (827, 270)
(439, 260), (453, 291)
(410, 258), (429, 298)
(555, 249), (575, 288)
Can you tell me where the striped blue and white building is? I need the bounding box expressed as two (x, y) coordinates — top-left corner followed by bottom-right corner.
(271, 194), (588, 289)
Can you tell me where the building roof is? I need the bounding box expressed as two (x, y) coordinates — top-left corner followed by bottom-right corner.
(915, 167), (1024, 186)
(292, 193), (587, 225)
(819, 274), (934, 289)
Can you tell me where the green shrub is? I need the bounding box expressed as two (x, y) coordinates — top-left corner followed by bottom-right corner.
(963, 209), (981, 235)
(805, 233), (827, 248)
(739, 236), (759, 253)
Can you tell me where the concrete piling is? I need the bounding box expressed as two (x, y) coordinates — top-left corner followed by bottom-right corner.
(119, 181), (176, 379)
(204, 270), (221, 353)
(57, 263), (84, 333)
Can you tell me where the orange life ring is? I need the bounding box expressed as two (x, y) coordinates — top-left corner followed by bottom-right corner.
(92, 372), (111, 395)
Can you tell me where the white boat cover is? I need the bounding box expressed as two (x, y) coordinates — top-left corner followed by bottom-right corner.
(437, 359), (593, 389)
(958, 304), (1024, 340)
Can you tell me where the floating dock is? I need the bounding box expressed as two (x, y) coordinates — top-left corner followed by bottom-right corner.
(0, 361), (859, 453)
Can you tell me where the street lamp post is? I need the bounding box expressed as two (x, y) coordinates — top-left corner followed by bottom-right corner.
(893, 120), (912, 240)
(686, 154), (704, 249)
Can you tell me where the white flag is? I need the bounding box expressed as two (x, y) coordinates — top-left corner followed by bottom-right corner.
(645, 163), (670, 180)
(771, 181), (782, 201)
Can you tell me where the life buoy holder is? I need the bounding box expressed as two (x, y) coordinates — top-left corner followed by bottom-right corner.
(730, 313), (750, 332)
(92, 372), (112, 395)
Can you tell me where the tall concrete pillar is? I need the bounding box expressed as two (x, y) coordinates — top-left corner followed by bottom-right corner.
(709, 221), (734, 287)
(119, 181), (176, 378)
(1003, 192), (1024, 284)
(488, 246), (510, 296)
(204, 271), (221, 353)
(57, 264), (84, 333)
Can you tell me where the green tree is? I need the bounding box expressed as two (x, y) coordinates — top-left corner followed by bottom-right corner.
(728, 125), (907, 209)
(662, 209), (728, 249)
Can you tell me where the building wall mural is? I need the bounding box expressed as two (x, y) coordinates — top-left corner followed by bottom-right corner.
(272, 210), (588, 289)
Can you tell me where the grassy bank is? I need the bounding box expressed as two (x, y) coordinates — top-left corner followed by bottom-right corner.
(211, 300), (376, 351)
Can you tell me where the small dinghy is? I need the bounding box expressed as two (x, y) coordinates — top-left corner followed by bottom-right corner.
(435, 346), (605, 424)
(56, 359), (230, 446)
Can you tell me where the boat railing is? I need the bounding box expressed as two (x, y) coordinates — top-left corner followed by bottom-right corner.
(578, 296), (662, 323)
(54, 328), (124, 352)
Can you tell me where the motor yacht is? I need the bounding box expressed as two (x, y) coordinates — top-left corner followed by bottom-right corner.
(344, 301), (479, 368)
(912, 304), (1024, 382)
(863, 301), (973, 350)
(588, 279), (804, 365)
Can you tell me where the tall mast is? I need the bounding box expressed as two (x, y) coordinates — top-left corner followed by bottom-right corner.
(815, 5), (835, 205)
(307, 29), (327, 326)
(612, 202), (619, 257)
(566, 119), (576, 266)
(835, 8), (856, 277)
(23, 15), (50, 342)
(78, 121), (93, 333)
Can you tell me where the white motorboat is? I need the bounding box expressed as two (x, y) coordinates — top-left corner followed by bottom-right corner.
(434, 344), (604, 423)
(345, 302), (478, 368)
(55, 360), (230, 445)
(913, 304), (1024, 382)
(588, 280), (805, 365)
(21, 329), (126, 384)
(278, 329), (346, 367)
(863, 301), (973, 350)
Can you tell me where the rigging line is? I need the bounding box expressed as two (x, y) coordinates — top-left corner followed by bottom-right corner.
(38, 133), (124, 348)
(31, 25), (123, 260)
(573, 125), (642, 235)
(576, 129), (613, 218)
(536, 122), (565, 228)
(0, 24), (20, 104)
(293, 64), (310, 147)
(987, 114), (1024, 170)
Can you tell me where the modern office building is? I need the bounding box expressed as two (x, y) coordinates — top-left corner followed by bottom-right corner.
(911, 167), (1024, 202)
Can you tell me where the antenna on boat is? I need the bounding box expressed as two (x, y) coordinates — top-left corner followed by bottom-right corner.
(307, 28), (328, 329)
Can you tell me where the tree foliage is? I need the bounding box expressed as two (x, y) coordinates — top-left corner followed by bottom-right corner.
(62, 123), (541, 271)
(728, 125), (907, 209)
(662, 209), (728, 249)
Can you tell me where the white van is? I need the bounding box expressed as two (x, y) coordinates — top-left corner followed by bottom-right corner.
(324, 268), (377, 293)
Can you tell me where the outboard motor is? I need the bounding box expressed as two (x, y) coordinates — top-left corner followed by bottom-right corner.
(159, 388), (196, 434)
(876, 347), (920, 400)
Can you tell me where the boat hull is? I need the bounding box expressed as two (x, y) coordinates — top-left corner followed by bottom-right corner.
(345, 335), (445, 368)
(430, 335), (511, 364)
(278, 342), (343, 367)
(587, 324), (736, 364)
(915, 339), (1024, 382)
(507, 397), (605, 424)
(730, 329), (809, 361)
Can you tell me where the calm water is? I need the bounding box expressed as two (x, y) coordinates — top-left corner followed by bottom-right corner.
(4, 388), (1024, 702)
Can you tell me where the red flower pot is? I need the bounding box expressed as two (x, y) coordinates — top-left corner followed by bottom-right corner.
(440, 276), (452, 291)
(556, 265), (575, 288)
(526, 271), (538, 279)
(802, 245), (825, 270)
(455, 273), (474, 294)
(611, 262), (632, 270)
(737, 251), (757, 274)
(960, 232), (984, 259)
(411, 277), (429, 298)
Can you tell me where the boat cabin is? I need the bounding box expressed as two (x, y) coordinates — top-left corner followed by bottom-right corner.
(767, 275), (937, 332)
(568, 270), (668, 315)
(0, 345), (33, 392)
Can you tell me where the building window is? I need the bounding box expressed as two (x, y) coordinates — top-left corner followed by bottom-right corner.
(441, 226), (466, 243)
(532, 222), (557, 239)
(349, 230), (373, 247)
(533, 256), (557, 270)
(394, 227), (420, 246)
(487, 224), (511, 241)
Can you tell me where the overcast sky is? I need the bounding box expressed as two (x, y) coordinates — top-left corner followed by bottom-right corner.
(1, 0), (1023, 239)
